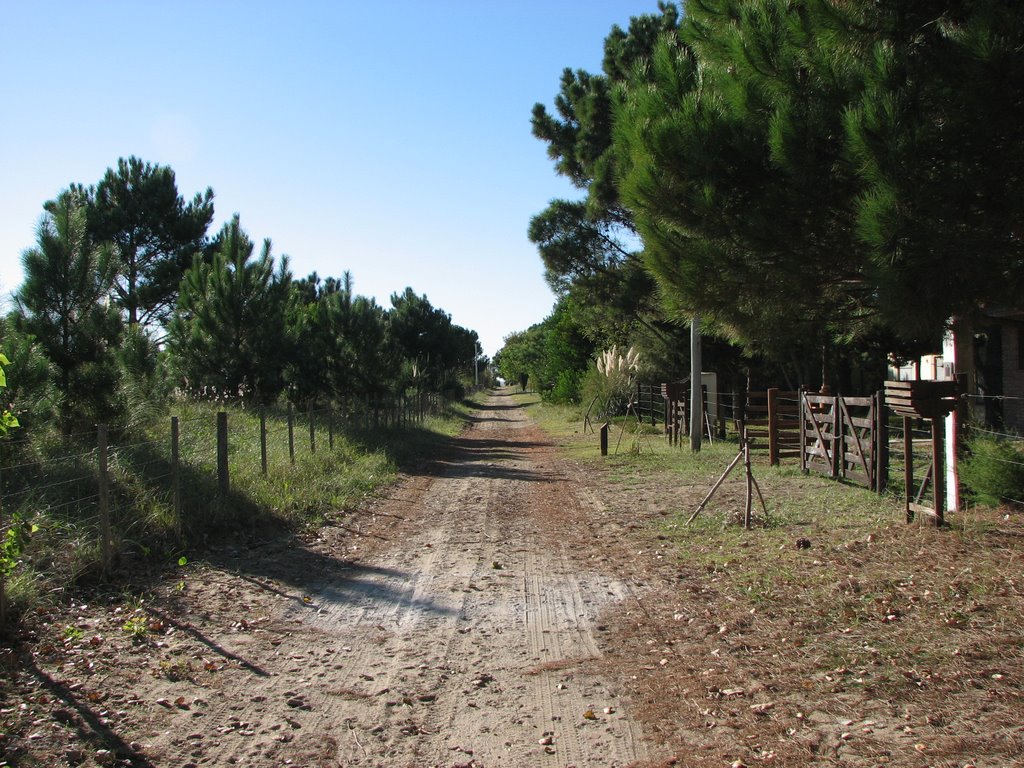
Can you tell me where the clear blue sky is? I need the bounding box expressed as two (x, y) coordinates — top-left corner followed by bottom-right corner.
(0, 1), (657, 358)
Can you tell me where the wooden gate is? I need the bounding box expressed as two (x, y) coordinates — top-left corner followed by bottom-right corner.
(745, 389), (801, 465)
(800, 391), (886, 491)
(662, 382), (687, 446)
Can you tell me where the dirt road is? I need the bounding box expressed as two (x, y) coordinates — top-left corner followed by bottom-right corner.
(7, 390), (664, 767)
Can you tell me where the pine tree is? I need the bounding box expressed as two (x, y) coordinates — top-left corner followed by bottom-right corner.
(91, 156), (214, 330)
(167, 215), (290, 402)
(15, 189), (123, 428)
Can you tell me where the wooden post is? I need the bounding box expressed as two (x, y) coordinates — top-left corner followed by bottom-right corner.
(932, 419), (945, 525)
(259, 412), (268, 475)
(743, 433), (753, 529)
(690, 317), (703, 452)
(836, 395), (846, 481)
(309, 410), (316, 454)
(875, 391), (889, 493)
(217, 412), (229, 496)
(830, 396), (840, 479)
(287, 403), (295, 464)
(98, 425), (111, 575)
(767, 387), (779, 466)
(171, 417), (180, 519)
(903, 416), (914, 523)
(600, 423), (609, 456)
(799, 391), (807, 473)
(328, 407), (334, 450)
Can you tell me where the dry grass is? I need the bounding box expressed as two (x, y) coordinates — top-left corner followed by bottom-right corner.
(529, 398), (1024, 767)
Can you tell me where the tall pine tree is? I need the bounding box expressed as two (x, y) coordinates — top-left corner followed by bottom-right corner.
(167, 215), (290, 402)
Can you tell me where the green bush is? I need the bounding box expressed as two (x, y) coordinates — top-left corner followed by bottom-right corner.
(960, 435), (1024, 508)
(548, 369), (583, 404)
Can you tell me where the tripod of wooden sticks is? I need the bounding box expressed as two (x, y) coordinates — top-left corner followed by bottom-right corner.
(686, 428), (767, 529)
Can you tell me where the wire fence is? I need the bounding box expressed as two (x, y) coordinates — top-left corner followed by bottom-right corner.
(0, 392), (446, 623)
(608, 384), (1024, 519)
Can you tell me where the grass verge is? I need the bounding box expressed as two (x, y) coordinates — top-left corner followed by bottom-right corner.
(0, 396), (470, 625)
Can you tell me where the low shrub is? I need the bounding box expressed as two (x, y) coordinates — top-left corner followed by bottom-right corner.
(960, 434), (1024, 508)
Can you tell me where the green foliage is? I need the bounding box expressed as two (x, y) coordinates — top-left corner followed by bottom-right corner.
(90, 156), (214, 328)
(960, 435), (1024, 509)
(496, 298), (594, 401)
(550, 369), (583, 405)
(841, 1), (1024, 339)
(168, 215), (291, 402)
(613, 0), (1024, 355)
(0, 352), (19, 436)
(529, 5), (686, 370)
(0, 321), (58, 432)
(388, 288), (478, 395)
(15, 189), (125, 430)
(121, 614), (149, 639)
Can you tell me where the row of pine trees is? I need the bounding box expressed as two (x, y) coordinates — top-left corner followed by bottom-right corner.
(3, 157), (480, 435)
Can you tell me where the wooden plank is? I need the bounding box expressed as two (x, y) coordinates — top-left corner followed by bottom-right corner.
(841, 396), (874, 406)
(908, 501), (941, 518)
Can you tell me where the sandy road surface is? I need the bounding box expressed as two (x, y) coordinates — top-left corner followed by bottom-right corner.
(36, 390), (656, 768)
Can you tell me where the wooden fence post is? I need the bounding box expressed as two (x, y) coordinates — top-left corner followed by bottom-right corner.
(875, 390), (888, 493)
(260, 412), (268, 475)
(836, 395), (846, 480)
(903, 416), (914, 522)
(309, 410), (316, 454)
(932, 419), (945, 525)
(830, 396), (841, 478)
(600, 423), (609, 456)
(287, 403), (295, 464)
(171, 417), (180, 519)
(217, 412), (229, 496)
(97, 425), (111, 575)
(328, 407), (334, 450)
(799, 391), (807, 473)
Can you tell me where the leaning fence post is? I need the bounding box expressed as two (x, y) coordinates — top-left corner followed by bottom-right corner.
(171, 417), (181, 519)
(217, 411), (229, 495)
(98, 425), (111, 575)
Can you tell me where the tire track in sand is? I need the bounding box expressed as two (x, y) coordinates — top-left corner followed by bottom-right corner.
(149, 390), (651, 767)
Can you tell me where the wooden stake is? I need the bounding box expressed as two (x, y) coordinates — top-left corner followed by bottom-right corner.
(687, 450), (743, 525)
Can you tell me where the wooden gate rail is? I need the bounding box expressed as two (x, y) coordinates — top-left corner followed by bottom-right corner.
(801, 394), (839, 478)
(837, 395), (877, 489)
